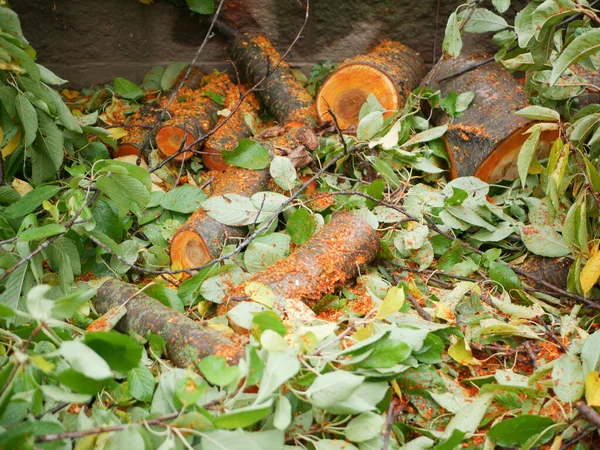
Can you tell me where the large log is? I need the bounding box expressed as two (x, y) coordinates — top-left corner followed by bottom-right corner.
(429, 55), (557, 183)
(317, 40), (425, 129)
(202, 85), (261, 171)
(155, 72), (231, 162)
(170, 167), (270, 272)
(94, 279), (244, 366)
(230, 211), (380, 306)
(570, 65), (600, 108)
(229, 32), (318, 130)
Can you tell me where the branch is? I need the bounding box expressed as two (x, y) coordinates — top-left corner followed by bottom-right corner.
(576, 401), (600, 429)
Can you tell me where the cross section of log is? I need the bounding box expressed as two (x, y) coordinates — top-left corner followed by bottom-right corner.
(231, 211), (380, 306)
(317, 40), (425, 129)
(170, 167), (270, 272)
(430, 55), (557, 183)
(94, 279), (244, 367)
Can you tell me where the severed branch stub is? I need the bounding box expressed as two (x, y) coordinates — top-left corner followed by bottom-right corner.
(317, 40), (426, 128)
(228, 211), (380, 310)
(428, 53), (557, 183)
(94, 278), (245, 367)
(170, 166), (270, 274)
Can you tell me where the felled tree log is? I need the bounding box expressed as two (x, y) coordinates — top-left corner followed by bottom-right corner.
(155, 72), (231, 162)
(202, 85), (261, 171)
(170, 166), (270, 271)
(570, 65), (600, 108)
(429, 55), (557, 183)
(228, 32), (317, 130)
(115, 67), (204, 158)
(317, 40), (425, 129)
(230, 212), (380, 306)
(95, 279), (244, 366)
(517, 256), (572, 291)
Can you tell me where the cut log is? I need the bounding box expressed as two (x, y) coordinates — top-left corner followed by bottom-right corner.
(230, 211), (380, 307)
(570, 65), (600, 108)
(155, 72), (231, 162)
(429, 55), (557, 183)
(94, 279), (244, 366)
(317, 40), (426, 129)
(202, 85), (261, 171)
(229, 32), (317, 130)
(170, 167), (270, 272)
(114, 66), (204, 159)
(517, 256), (572, 291)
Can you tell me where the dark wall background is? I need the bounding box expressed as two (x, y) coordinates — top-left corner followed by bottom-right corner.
(12, 0), (517, 88)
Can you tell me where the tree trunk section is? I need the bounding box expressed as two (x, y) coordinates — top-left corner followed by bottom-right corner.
(517, 256), (572, 291)
(570, 65), (600, 108)
(155, 72), (231, 162)
(230, 211), (380, 307)
(429, 55), (557, 183)
(317, 40), (425, 129)
(170, 167), (270, 272)
(94, 279), (244, 367)
(228, 32), (317, 130)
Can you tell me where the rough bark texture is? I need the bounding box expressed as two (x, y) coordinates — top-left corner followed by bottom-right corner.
(95, 279), (244, 367)
(517, 256), (572, 290)
(429, 55), (556, 183)
(203, 85), (261, 171)
(317, 40), (425, 128)
(229, 32), (317, 129)
(155, 72), (231, 161)
(231, 211), (380, 307)
(170, 167), (271, 271)
(114, 104), (162, 158)
(570, 65), (600, 108)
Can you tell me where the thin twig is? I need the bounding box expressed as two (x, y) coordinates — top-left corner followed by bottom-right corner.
(576, 401), (600, 429)
(382, 399), (400, 450)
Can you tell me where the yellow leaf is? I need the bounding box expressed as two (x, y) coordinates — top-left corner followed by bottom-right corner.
(244, 282), (274, 308)
(376, 285), (405, 320)
(434, 302), (456, 323)
(352, 323), (374, 341)
(30, 355), (55, 374)
(0, 126), (3, 145)
(139, 0), (153, 3)
(11, 178), (32, 196)
(448, 338), (479, 365)
(580, 250), (600, 295)
(1, 128), (22, 157)
(585, 370), (600, 406)
(106, 127), (128, 140)
(61, 89), (80, 101)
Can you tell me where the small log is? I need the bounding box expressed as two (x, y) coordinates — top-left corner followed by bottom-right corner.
(114, 66), (204, 158)
(429, 55), (557, 183)
(517, 256), (572, 291)
(155, 72), (231, 162)
(317, 40), (426, 129)
(229, 32), (317, 129)
(170, 167), (270, 271)
(231, 211), (380, 306)
(202, 85), (261, 171)
(94, 279), (244, 366)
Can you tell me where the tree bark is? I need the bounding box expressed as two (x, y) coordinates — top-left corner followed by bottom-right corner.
(429, 55), (557, 183)
(94, 279), (245, 367)
(229, 211), (380, 307)
(155, 72), (231, 162)
(570, 65), (600, 108)
(517, 256), (572, 291)
(228, 32), (317, 130)
(317, 40), (425, 129)
(170, 167), (270, 272)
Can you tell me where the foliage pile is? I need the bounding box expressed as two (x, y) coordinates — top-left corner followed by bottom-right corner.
(1, 0), (600, 449)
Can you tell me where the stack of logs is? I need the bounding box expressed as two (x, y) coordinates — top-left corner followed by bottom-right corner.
(95, 26), (585, 368)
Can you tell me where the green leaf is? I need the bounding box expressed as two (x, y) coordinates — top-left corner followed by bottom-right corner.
(52, 288), (96, 319)
(345, 411), (385, 442)
(32, 110), (65, 183)
(212, 402), (272, 429)
(143, 66), (165, 91)
(551, 354), (584, 402)
(488, 415), (555, 447)
(488, 261), (523, 292)
(306, 371), (364, 409)
(463, 8), (509, 33)
(44, 86), (82, 132)
(202, 194), (260, 226)
(270, 156), (297, 191)
(401, 124), (448, 147)
(492, 0), (510, 13)
(286, 208), (316, 244)
(160, 62), (189, 91)
(550, 29), (600, 86)
(200, 429), (284, 450)
(581, 330), (600, 374)
(443, 393), (493, 438)
(15, 93), (37, 146)
(256, 351), (300, 404)
(443, 12), (462, 58)
(59, 340), (113, 380)
(515, 106), (560, 122)
(198, 356), (239, 387)
(113, 77), (144, 100)
(84, 331), (143, 372)
(368, 156), (401, 188)
(19, 223), (66, 241)
(38, 64), (67, 85)
(357, 111), (384, 141)
(58, 369), (113, 395)
(244, 233), (290, 273)
(517, 126), (541, 187)
(5, 185), (60, 219)
(186, 0), (215, 15)
(376, 286), (405, 320)
(160, 184), (207, 213)
(96, 172), (150, 217)
(520, 224), (570, 257)
(252, 310), (288, 338)
(0, 263), (27, 313)
(0, 7), (27, 43)
(222, 139), (270, 169)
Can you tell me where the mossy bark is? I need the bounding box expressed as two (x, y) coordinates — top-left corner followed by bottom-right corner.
(94, 279), (244, 367)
